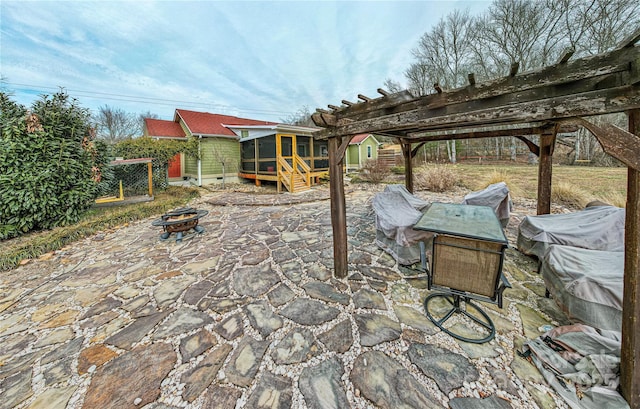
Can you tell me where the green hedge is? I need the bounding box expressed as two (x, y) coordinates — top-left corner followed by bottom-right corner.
(0, 92), (108, 239)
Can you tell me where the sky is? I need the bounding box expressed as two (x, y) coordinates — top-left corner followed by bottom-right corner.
(1, 0), (490, 122)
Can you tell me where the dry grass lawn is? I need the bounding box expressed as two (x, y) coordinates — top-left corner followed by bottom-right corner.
(452, 164), (628, 207)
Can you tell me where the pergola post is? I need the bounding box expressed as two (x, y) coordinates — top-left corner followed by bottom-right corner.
(536, 128), (557, 215)
(402, 142), (414, 193)
(621, 109), (640, 407)
(328, 136), (348, 278)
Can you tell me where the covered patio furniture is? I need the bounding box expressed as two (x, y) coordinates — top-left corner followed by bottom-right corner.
(461, 181), (512, 227)
(372, 185), (432, 265)
(517, 205), (625, 259)
(414, 203), (511, 343)
(541, 244), (624, 332)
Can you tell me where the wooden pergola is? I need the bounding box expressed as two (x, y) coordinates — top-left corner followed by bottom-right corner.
(312, 29), (640, 406)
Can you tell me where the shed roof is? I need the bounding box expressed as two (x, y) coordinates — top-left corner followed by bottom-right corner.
(144, 118), (186, 138)
(349, 133), (374, 144)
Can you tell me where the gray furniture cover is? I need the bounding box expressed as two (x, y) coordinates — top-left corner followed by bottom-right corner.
(372, 185), (433, 265)
(461, 181), (512, 227)
(541, 244), (623, 332)
(517, 205), (625, 259)
(524, 323), (627, 409)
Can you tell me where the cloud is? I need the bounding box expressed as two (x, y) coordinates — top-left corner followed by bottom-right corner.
(1, 0), (490, 121)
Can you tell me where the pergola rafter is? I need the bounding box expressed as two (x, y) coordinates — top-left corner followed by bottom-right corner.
(312, 28), (640, 407)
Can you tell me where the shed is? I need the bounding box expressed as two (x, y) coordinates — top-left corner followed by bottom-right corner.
(345, 133), (381, 172)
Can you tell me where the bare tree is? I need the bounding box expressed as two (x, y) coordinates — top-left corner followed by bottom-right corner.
(408, 9), (476, 163)
(472, 0), (565, 74)
(382, 78), (404, 94)
(579, 0), (640, 54)
(211, 146), (236, 189)
(138, 110), (159, 124)
(404, 63), (432, 97)
(399, 0), (639, 164)
(94, 105), (140, 144)
(411, 9), (476, 91)
(281, 105), (316, 127)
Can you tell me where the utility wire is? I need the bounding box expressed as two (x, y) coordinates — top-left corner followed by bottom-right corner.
(1, 81), (297, 118)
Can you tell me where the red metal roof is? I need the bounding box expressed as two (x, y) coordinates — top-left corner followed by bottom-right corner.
(349, 133), (371, 144)
(175, 109), (277, 136)
(144, 118), (186, 138)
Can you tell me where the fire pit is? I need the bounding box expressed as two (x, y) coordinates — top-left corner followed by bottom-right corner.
(151, 207), (208, 242)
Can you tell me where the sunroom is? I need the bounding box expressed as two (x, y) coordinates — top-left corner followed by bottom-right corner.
(229, 124), (329, 193)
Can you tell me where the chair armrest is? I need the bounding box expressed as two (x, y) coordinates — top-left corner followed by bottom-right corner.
(496, 273), (511, 308)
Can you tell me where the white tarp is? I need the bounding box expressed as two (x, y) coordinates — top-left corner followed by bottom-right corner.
(461, 182), (512, 227)
(517, 206), (625, 259)
(541, 244), (623, 332)
(372, 185), (433, 265)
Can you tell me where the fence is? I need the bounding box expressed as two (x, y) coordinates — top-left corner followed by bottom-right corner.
(96, 158), (168, 202)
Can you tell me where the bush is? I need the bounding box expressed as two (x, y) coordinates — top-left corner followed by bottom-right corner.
(0, 92), (108, 239)
(414, 164), (460, 192)
(473, 168), (521, 198)
(113, 136), (198, 164)
(551, 182), (589, 209)
(390, 166), (405, 175)
(359, 158), (391, 183)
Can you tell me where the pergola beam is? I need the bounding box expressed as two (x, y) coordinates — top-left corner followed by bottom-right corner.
(315, 85), (640, 138)
(314, 45), (640, 128)
(406, 123), (577, 143)
(573, 117), (640, 170)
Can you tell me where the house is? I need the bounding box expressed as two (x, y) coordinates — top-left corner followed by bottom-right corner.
(345, 133), (381, 172)
(144, 109), (329, 192)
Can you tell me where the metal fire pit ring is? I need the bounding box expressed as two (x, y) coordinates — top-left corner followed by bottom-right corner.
(151, 207), (208, 242)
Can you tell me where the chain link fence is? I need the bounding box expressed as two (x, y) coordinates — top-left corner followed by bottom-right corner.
(97, 160), (168, 199)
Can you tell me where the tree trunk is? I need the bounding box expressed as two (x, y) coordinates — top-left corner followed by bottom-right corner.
(446, 140), (457, 163)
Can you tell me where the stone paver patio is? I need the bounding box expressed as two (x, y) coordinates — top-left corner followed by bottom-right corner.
(0, 185), (571, 409)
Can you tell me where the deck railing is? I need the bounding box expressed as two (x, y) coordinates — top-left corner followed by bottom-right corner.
(277, 153), (311, 193)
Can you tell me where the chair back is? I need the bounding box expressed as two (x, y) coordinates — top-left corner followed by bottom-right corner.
(430, 234), (505, 300)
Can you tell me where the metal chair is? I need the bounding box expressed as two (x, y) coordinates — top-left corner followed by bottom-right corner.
(421, 234), (511, 344)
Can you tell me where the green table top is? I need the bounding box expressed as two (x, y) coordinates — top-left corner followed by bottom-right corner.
(413, 202), (508, 244)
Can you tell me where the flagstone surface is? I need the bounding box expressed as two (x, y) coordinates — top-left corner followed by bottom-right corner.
(0, 184), (571, 408)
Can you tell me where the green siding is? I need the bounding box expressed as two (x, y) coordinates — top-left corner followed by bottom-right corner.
(347, 145), (360, 165)
(185, 155), (198, 174)
(361, 138), (379, 161)
(201, 138), (240, 175)
(182, 138), (240, 176)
